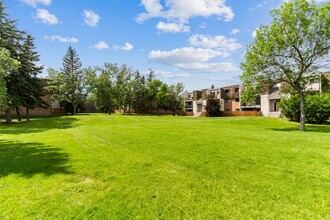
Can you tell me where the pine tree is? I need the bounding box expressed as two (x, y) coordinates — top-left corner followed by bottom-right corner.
(18, 34), (47, 121)
(48, 46), (87, 115)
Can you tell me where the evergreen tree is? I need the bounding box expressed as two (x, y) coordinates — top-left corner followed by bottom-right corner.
(18, 34), (47, 121)
(0, 1), (25, 123)
(48, 46), (87, 115)
(131, 71), (148, 114)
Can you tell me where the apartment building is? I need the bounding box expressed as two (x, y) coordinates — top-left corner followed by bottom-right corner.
(220, 85), (240, 112)
(260, 73), (327, 117)
(184, 85), (240, 116)
(184, 72), (329, 117)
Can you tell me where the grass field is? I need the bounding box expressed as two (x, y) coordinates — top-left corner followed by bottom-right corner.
(0, 114), (329, 219)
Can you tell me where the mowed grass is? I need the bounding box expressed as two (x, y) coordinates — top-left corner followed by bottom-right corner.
(0, 114), (329, 219)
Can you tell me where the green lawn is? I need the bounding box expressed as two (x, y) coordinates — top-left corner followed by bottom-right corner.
(0, 114), (329, 219)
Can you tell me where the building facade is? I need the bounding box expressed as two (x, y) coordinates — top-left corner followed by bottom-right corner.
(184, 72), (329, 117)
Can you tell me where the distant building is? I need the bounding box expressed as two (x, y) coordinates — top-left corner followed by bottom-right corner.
(183, 72), (329, 117)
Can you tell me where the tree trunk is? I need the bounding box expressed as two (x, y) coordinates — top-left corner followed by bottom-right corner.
(5, 109), (12, 124)
(73, 104), (77, 115)
(26, 107), (30, 122)
(298, 91), (306, 131)
(16, 107), (22, 122)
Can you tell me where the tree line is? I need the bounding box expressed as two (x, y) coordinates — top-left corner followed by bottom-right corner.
(0, 2), (46, 124)
(47, 46), (184, 116)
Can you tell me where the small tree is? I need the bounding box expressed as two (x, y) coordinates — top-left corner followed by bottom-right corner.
(205, 99), (221, 117)
(241, 0), (330, 130)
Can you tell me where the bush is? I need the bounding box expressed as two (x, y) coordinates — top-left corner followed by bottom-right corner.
(205, 99), (221, 117)
(306, 93), (330, 124)
(280, 93), (330, 124)
(279, 94), (301, 122)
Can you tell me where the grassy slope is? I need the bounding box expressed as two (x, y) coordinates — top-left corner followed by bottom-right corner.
(0, 114), (329, 219)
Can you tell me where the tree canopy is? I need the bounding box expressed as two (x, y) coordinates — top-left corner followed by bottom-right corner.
(0, 2), (45, 123)
(241, 0), (330, 130)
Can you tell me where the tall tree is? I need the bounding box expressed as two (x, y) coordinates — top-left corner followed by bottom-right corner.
(0, 1), (25, 123)
(241, 0), (330, 131)
(48, 46), (87, 115)
(18, 34), (47, 121)
(86, 65), (115, 114)
(131, 71), (148, 114)
(0, 48), (19, 123)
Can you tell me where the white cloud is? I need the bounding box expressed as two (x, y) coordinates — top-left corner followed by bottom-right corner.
(83, 10), (100, 27)
(136, 0), (235, 31)
(149, 47), (225, 64)
(154, 70), (190, 78)
(20, 0), (51, 7)
(114, 43), (134, 51)
(231, 28), (240, 35)
(121, 43), (134, 51)
(252, 28), (259, 38)
(156, 21), (190, 33)
(94, 41), (109, 50)
(44, 35), (78, 43)
(176, 62), (239, 72)
(148, 47), (238, 72)
(188, 34), (242, 51)
(35, 9), (58, 25)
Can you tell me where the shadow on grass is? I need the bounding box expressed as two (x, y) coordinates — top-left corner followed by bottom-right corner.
(0, 116), (79, 135)
(271, 123), (330, 133)
(0, 140), (72, 178)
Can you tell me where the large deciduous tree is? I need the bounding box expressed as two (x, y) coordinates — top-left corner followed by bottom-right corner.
(241, 0), (330, 131)
(0, 48), (19, 123)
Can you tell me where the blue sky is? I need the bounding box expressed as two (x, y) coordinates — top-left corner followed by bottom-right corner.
(4, 0), (328, 91)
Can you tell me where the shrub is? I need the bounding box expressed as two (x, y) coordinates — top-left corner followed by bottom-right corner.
(306, 93), (330, 124)
(280, 93), (330, 124)
(205, 99), (221, 117)
(279, 94), (300, 122)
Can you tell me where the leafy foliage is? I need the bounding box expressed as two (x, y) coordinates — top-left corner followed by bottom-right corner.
(0, 48), (19, 110)
(241, 0), (330, 130)
(279, 94), (301, 122)
(86, 65), (184, 115)
(305, 94), (330, 124)
(205, 99), (221, 117)
(280, 93), (330, 124)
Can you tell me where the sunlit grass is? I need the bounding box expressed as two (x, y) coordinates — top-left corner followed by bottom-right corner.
(0, 114), (329, 219)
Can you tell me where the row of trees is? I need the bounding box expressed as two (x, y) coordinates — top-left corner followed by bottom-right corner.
(47, 46), (184, 115)
(0, 2), (47, 124)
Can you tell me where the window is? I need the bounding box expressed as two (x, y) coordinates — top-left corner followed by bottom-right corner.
(236, 109), (240, 112)
(226, 99), (231, 103)
(310, 78), (319, 84)
(235, 98), (239, 102)
(235, 88), (239, 93)
(217, 91), (220, 94)
(225, 89), (229, 94)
